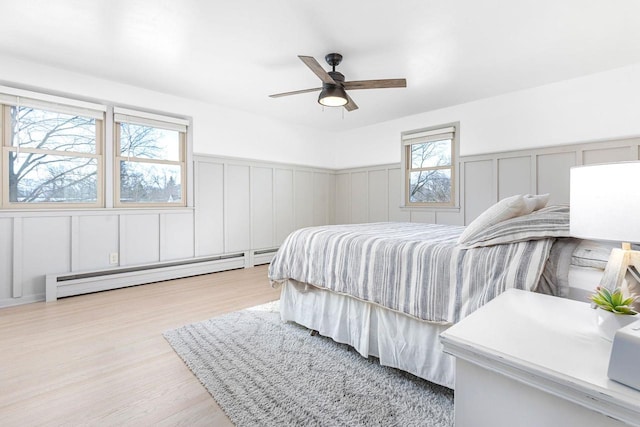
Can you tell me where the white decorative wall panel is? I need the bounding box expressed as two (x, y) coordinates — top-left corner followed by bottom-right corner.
(313, 172), (330, 226)
(0, 218), (12, 299)
(537, 152), (576, 205)
(410, 211), (436, 224)
(274, 168), (294, 245)
(194, 161), (224, 256)
(464, 160), (494, 225)
(294, 170), (314, 230)
(1, 139), (638, 307)
(335, 173), (350, 224)
(387, 168), (410, 223)
(582, 146), (633, 165)
(368, 169), (389, 223)
(121, 214), (160, 265)
(252, 167), (275, 249)
(21, 217), (71, 298)
(161, 213), (194, 261)
(335, 137), (640, 230)
(498, 157), (532, 200)
(77, 215), (119, 271)
(350, 171), (368, 224)
(225, 164), (251, 253)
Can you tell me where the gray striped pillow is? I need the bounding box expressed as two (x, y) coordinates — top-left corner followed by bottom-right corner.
(459, 205), (570, 248)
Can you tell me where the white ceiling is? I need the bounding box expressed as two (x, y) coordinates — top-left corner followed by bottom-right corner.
(1, 0), (639, 131)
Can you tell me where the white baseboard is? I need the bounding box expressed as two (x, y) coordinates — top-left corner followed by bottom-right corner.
(0, 293), (45, 308)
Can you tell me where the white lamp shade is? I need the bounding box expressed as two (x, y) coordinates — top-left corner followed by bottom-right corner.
(570, 162), (640, 243)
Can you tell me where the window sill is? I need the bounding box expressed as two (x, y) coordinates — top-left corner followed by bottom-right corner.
(0, 206), (194, 218)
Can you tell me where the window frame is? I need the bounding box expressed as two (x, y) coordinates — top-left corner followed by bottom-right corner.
(0, 97), (105, 209)
(113, 109), (188, 208)
(0, 87), (192, 211)
(400, 122), (460, 209)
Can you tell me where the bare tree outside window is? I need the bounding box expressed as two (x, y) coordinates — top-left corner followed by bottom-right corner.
(407, 138), (453, 204)
(117, 123), (183, 204)
(7, 106), (100, 204)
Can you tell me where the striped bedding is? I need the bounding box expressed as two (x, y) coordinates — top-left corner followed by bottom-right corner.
(268, 222), (553, 324)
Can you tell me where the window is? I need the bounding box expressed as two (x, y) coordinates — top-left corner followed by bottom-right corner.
(114, 109), (187, 206)
(1, 92), (105, 208)
(401, 123), (458, 207)
(0, 87), (191, 210)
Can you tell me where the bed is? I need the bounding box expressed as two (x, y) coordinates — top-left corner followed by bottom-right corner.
(268, 196), (584, 389)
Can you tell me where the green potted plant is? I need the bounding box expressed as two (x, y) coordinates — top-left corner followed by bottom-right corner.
(591, 286), (638, 341)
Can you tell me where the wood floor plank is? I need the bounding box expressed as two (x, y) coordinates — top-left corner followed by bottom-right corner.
(0, 265), (280, 426)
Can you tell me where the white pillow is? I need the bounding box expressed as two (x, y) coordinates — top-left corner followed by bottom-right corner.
(525, 193), (550, 211)
(457, 195), (537, 244)
(459, 205), (570, 248)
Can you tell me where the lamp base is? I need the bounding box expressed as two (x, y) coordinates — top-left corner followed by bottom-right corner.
(599, 243), (640, 298)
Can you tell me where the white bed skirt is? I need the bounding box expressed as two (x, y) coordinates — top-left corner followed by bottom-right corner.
(279, 280), (455, 389)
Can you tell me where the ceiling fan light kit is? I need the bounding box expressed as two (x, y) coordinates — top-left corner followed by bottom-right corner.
(269, 52), (406, 112)
(318, 84), (348, 107)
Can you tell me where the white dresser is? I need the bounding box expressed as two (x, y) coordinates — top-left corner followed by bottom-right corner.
(440, 289), (640, 427)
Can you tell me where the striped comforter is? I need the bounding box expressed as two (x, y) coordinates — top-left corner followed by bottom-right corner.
(268, 222), (553, 324)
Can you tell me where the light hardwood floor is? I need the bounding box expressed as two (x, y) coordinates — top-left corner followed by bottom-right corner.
(0, 265), (280, 426)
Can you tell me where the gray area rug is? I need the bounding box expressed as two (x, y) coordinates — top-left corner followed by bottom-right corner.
(163, 302), (454, 426)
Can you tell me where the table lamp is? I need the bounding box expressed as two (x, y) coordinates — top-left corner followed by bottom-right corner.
(570, 162), (640, 291)
(572, 162), (640, 391)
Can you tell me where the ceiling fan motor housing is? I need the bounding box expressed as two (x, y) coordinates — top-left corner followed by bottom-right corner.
(325, 53), (343, 68)
(328, 71), (345, 85)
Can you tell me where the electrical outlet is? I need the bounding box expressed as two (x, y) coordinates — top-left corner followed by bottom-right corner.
(109, 252), (119, 265)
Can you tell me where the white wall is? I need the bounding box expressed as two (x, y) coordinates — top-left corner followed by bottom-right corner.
(4, 54), (638, 171)
(332, 64), (640, 169)
(0, 55), (335, 168)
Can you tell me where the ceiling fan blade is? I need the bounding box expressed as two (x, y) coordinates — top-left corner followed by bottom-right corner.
(343, 79), (407, 90)
(298, 55), (336, 84)
(269, 87), (322, 98)
(344, 93), (359, 112)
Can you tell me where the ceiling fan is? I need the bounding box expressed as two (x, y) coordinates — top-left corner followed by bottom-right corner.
(269, 53), (407, 112)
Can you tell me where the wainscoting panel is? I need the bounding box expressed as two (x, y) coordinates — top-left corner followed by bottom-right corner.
(252, 167), (275, 250)
(335, 136), (640, 228)
(335, 173), (350, 224)
(388, 168), (410, 222)
(368, 169), (389, 223)
(0, 218), (12, 300)
(464, 160), (494, 226)
(21, 216), (71, 299)
(121, 214), (160, 266)
(225, 164), (251, 253)
(274, 168), (294, 245)
(194, 161), (224, 257)
(2, 138), (639, 307)
(433, 211), (465, 226)
(410, 211), (436, 224)
(350, 171), (368, 224)
(294, 170), (314, 230)
(312, 172), (334, 226)
(194, 155), (336, 259)
(77, 215), (119, 271)
(582, 146), (634, 165)
(498, 156), (532, 200)
(536, 152), (576, 205)
(160, 212), (195, 261)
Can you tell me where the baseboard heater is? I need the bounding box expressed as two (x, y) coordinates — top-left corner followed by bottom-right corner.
(45, 253), (245, 302)
(252, 248), (279, 266)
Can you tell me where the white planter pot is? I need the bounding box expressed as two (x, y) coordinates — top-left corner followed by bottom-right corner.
(595, 309), (638, 341)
